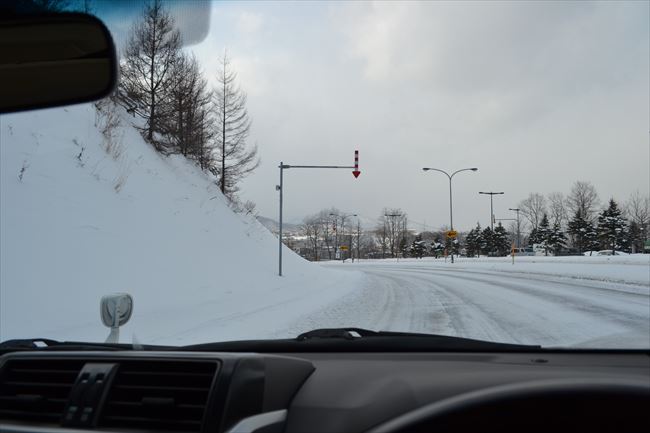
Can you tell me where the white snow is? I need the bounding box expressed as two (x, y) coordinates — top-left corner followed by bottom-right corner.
(308, 257), (650, 348)
(1, 104), (648, 349)
(0, 104), (362, 345)
(345, 255), (650, 291)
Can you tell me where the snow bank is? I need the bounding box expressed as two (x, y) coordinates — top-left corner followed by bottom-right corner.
(346, 255), (650, 291)
(0, 104), (361, 345)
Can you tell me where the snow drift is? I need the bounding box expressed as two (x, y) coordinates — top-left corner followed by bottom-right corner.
(0, 103), (360, 345)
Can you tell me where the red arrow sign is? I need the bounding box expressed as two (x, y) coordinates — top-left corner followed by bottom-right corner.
(352, 150), (360, 178)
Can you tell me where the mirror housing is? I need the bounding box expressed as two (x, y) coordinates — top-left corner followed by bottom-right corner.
(0, 13), (117, 114)
(100, 293), (133, 344)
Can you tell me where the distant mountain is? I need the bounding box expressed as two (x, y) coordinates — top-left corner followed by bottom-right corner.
(258, 214), (380, 234)
(256, 215), (301, 234)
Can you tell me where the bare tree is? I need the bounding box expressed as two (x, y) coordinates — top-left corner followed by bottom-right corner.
(300, 215), (323, 261)
(626, 191), (649, 252)
(518, 193), (547, 230)
(373, 226), (389, 259)
(318, 210), (335, 260)
(166, 53), (214, 167)
(377, 208), (408, 258)
(626, 191), (650, 227)
(119, 0), (181, 149)
(547, 192), (568, 228)
(212, 52), (259, 198)
(567, 181), (600, 222)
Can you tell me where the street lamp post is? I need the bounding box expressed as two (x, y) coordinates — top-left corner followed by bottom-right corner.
(422, 167), (478, 263)
(478, 191), (504, 231)
(509, 208), (521, 248)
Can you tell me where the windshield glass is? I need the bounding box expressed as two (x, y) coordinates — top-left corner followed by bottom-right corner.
(1, 0), (649, 349)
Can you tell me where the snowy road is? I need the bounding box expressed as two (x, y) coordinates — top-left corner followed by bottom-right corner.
(279, 260), (650, 348)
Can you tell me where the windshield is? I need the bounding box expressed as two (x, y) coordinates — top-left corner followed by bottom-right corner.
(1, 0), (649, 349)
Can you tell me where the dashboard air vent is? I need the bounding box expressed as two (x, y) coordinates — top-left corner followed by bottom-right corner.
(99, 360), (218, 432)
(0, 359), (85, 424)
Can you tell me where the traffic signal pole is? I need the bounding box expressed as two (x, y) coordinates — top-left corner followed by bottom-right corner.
(277, 151), (360, 276)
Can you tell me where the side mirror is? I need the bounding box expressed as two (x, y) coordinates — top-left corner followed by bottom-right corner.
(100, 293), (133, 344)
(0, 13), (117, 114)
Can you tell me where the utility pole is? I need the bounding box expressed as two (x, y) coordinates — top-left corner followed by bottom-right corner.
(509, 208), (521, 248)
(479, 191), (504, 231)
(422, 167), (478, 263)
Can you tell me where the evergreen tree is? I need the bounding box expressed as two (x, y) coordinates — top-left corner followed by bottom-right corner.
(585, 223), (600, 255)
(528, 227), (540, 247)
(548, 223), (567, 256)
(450, 238), (460, 256)
(410, 235), (427, 259)
(493, 222), (510, 256)
(568, 209), (590, 253)
(465, 224), (482, 257)
(597, 199), (628, 254)
(537, 214), (552, 256)
(430, 239), (444, 259)
(481, 227), (494, 255)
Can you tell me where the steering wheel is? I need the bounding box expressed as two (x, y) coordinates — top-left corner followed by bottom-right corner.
(368, 379), (650, 433)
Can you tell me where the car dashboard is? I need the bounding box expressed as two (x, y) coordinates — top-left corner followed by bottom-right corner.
(0, 350), (649, 433)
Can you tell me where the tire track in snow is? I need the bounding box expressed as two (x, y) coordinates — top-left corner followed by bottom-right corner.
(280, 264), (650, 347)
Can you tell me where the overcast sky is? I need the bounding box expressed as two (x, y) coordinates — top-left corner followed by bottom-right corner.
(110, 1), (650, 230)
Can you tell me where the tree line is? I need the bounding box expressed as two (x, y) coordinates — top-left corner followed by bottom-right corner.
(298, 181), (648, 261)
(516, 181), (648, 255)
(115, 0), (259, 202)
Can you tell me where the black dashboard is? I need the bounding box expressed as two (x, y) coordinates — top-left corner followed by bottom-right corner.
(1, 350), (649, 433)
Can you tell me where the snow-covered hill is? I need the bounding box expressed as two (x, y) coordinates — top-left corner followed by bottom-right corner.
(0, 103), (360, 345)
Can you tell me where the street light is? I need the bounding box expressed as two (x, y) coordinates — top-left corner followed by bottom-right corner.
(478, 191), (504, 231)
(422, 167), (478, 263)
(509, 208), (521, 248)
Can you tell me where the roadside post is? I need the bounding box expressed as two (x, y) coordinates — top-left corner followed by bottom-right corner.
(511, 241), (516, 265)
(277, 151), (360, 276)
(447, 230), (458, 262)
(340, 245), (349, 263)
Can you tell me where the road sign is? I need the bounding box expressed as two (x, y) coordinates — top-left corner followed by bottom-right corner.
(340, 246), (349, 251)
(352, 150), (361, 178)
(446, 230), (458, 238)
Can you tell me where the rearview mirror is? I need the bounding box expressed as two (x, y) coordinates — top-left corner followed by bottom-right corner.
(100, 293), (133, 344)
(0, 13), (117, 114)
